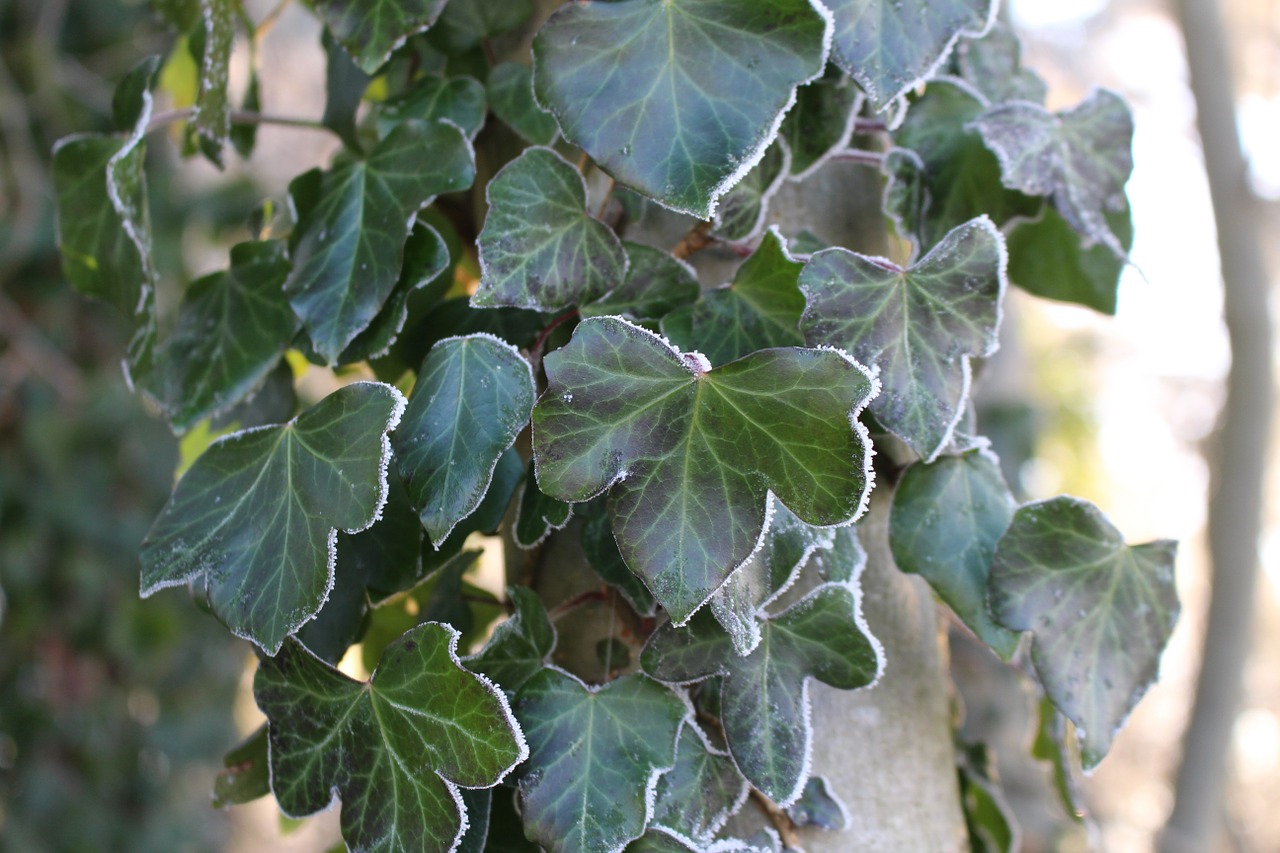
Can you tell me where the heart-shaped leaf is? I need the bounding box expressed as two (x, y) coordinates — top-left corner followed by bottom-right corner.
(255, 622), (527, 852)
(140, 381), (406, 653)
(514, 668), (686, 853)
(534, 316), (876, 623)
(393, 334), (535, 546)
(313, 0), (447, 74)
(285, 119), (475, 364)
(799, 216), (1006, 461)
(989, 497), (1179, 770)
(532, 0), (831, 218)
(465, 586), (556, 695)
(643, 583), (882, 804)
(651, 722), (748, 844)
(954, 23), (1047, 106)
(473, 147), (627, 311)
(580, 242), (699, 323)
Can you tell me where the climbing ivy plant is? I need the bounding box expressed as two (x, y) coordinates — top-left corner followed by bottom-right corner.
(54, 0), (1177, 850)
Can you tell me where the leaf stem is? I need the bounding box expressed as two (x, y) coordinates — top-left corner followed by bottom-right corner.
(548, 586), (612, 621)
(530, 309), (579, 370)
(595, 177), (616, 221)
(749, 788), (802, 849)
(576, 150), (590, 175)
(146, 108), (334, 136)
(853, 117), (888, 134)
(828, 148), (887, 167)
(671, 220), (713, 260)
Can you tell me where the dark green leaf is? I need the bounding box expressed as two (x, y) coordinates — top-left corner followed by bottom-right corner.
(421, 448), (525, 579)
(151, 0), (200, 30)
(397, 298), (549, 372)
(285, 120), (475, 363)
(954, 23), (1046, 106)
(580, 242), (699, 323)
(661, 227), (805, 367)
(435, 0), (533, 51)
(473, 147), (627, 311)
(192, 0), (236, 161)
(487, 62), (558, 146)
(809, 525), (868, 585)
(313, 0), (448, 75)
(354, 467), (426, 601)
(826, 0), (996, 111)
(255, 622), (527, 852)
(534, 316), (876, 623)
(231, 65), (262, 159)
(989, 497), (1179, 770)
(140, 382), (406, 653)
(889, 448), (1020, 660)
(113, 55), (162, 132)
(465, 586), (556, 694)
(295, 529), (371, 663)
(1005, 203), (1132, 315)
(957, 741), (1019, 853)
(579, 500), (658, 617)
(321, 28), (372, 150)
(643, 583), (881, 804)
(393, 334), (534, 545)
(379, 74), (487, 141)
(970, 89), (1134, 256)
(514, 669), (686, 853)
(458, 789), (492, 853)
(212, 725), (270, 808)
(1032, 694), (1085, 821)
(799, 216), (1005, 461)
(779, 67), (863, 179)
(786, 775), (848, 830)
(485, 788), (541, 853)
(651, 723), (748, 844)
(532, 0), (830, 218)
(711, 142), (789, 242)
(514, 460), (572, 549)
(210, 360), (298, 431)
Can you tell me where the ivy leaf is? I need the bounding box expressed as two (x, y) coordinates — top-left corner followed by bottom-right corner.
(191, 0), (236, 161)
(284, 120), (475, 364)
(140, 382), (407, 654)
(710, 142), (789, 242)
(321, 28), (372, 150)
(533, 316), (876, 623)
(779, 67), (863, 180)
(970, 89), (1134, 256)
(393, 335), (535, 546)
(435, 0), (534, 51)
(889, 448), (1020, 660)
(464, 586), (556, 695)
(352, 467), (426, 601)
(957, 741), (1019, 853)
(514, 460), (573, 549)
(826, 0), (996, 112)
(531, 0), (831, 218)
(514, 668), (686, 853)
(473, 147), (627, 311)
(137, 240), (298, 434)
(650, 723), (748, 844)
(487, 62), (558, 146)
(254, 622), (528, 852)
(379, 74), (488, 141)
(786, 775), (849, 830)
(313, 0), (448, 74)
(581, 242), (699, 323)
(642, 583), (882, 804)
(661, 227), (805, 367)
(954, 23), (1047, 106)
(1005, 203), (1132, 315)
(989, 497), (1179, 770)
(579, 500), (658, 618)
(113, 55), (163, 132)
(212, 725), (270, 808)
(799, 216), (1006, 461)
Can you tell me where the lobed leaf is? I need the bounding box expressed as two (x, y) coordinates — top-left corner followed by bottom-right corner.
(710, 142), (789, 242)
(435, 0), (534, 51)
(581, 242), (700, 323)
(379, 74), (488, 141)
(514, 460), (573, 550)
(953, 23), (1047, 106)
(1005, 203), (1132, 315)
(650, 723), (748, 844)
(465, 586), (557, 695)
(313, 0), (448, 74)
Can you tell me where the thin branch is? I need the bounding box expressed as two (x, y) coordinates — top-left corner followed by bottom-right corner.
(595, 177), (616, 221)
(853, 117), (888, 134)
(576, 150), (590, 175)
(548, 587), (612, 621)
(146, 108), (333, 136)
(827, 148), (887, 167)
(671, 220), (714, 260)
(530, 309), (579, 373)
(749, 788), (802, 849)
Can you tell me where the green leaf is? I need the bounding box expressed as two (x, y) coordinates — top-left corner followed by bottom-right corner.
(192, 0), (236, 161)
(579, 499), (658, 617)
(379, 74), (488, 141)
(808, 525), (868, 585)
(710, 142), (789, 242)
(473, 147), (627, 311)
(231, 64), (262, 159)
(581, 242), (699, 323)
(351, 467), (426, 601)
(954, 23), (1047, 106)
(321, 28), (372, 150)
(532, 0), (831, 218)
(970, 89), (1134, 256)
(137, 240), (299, 434)
(212, 725), (270, 808)
(514, 669), (686, 853)
(113, 56), (163, 132)
(661, 227), (806, 367)
(140, 382), (407, 653)
(989, 497), (1179, 770)
(779, 67), (863, 179)
(889, 448), (1020, 660)
(1005, 202), (1132, 315)
(487, 62), (558, 146)
(514, 460), (573, 549)
(826, 0), (996, 111)
(534, 316), (876, 623)
(313, 0), (448, 75)
(464, 586), (556, 694)
(957, 741), (1019, 853)
(393, 334), (533, 546)
(799, 216), (1006, 461)
(786, 775), (849, 830)
(434, 0), (533, 51)
(650, 723), (748, 844)
(642, 583), (882, 804)
(254, 622), (528, 852)
(284, 120), (475, 363)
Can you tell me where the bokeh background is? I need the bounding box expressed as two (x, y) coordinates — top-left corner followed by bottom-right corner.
(0, 0), (1277, 850)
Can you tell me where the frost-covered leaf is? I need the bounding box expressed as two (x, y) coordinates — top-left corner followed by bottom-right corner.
(579, 500), (658, 617)
(487, 62), (558, 146)
(954, 24), (1046, 106)
(779, 67), (863, 179)
(514, 460), (572, 549)
(140, 382), (406, 654)
(255, 622), (527, 852)
(212, 725), (270, 808)
(465, 586), (556, 695)
(534, 316), (876, 623)
(514, 669), (686, 853)
(661, 227), (805, 367)
(313, 0), (447, 74)
(581, 242), (699, 323)
(393, 335), (535, 546)
(138, 240), (298, 434)
(799, 216), (1005, 461)
(890, 448), (1020, 660)
(970, 90), (1134, 256)
(435, 0), (533, 50)
(473, 147), (627, 311)
(532, 0), (830, 218)
(826, 0), (995, 111)
(989, 497), (1179, 770)
(786, 775), (848, 830)
(711, 142), (789, 242)
(191, 0), (235, 160)
(643, 583), (881, 804)
(1006, 203), (1132, 315)
(651, 723), (748, 844)
(113, 55), (162, 132)
(379, 74), (487, 140)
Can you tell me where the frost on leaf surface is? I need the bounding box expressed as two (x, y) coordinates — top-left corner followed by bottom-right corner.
(191, 0), (235, 159)
(378, 74), (488, 141)
(514, 668), (686, 853)
(533, 316), (876, 624)
(581, 242), (700, 323)
(473, 147), (627, 311)
(779, 66), (863, 179)
(393, 335), (535, 547)
(313, 0), (447, 74)
(643, 584), (881, 805)
(953, 23), (1047, 106)
(970, 89), (1134, 256)
(531, 0), (830, 218)
(799, 216), (1005, 461)
(465, 586), (556, 695)
(786, 775), (849, 830)
(989, 497), (1179, 770)
(890, 448), (1020, 660)
(284, 120), (475, 364)
(710, 142), (789, 242)
(825, 0), (995, 111)
(650, 722), (749, 844)
(514, 459), (573, 549)
(140, 382), (405, 654)
(254, 622), (526, 853)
